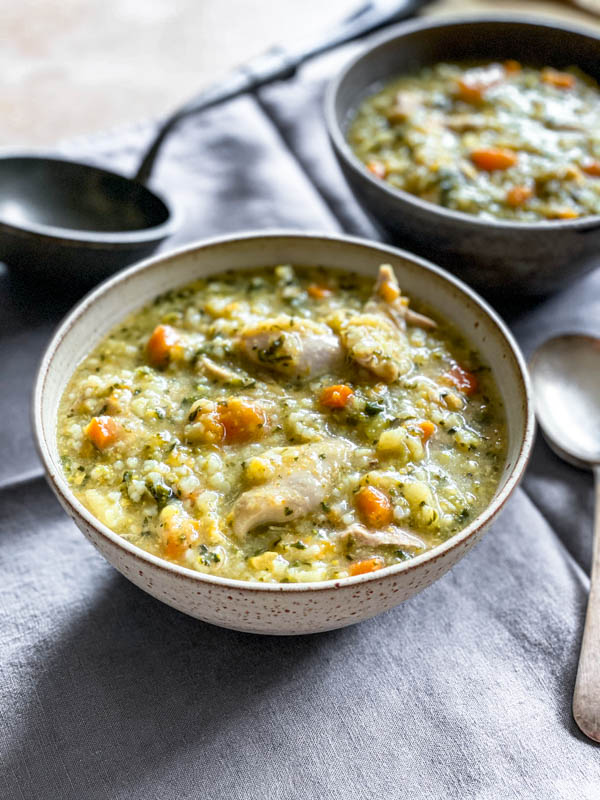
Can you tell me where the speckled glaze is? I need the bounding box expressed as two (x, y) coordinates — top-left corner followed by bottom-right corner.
(32, 232), (534, 635)
(326, 16), (600, 297)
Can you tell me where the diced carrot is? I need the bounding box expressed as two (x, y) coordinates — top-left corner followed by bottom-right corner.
(445, 364), (479, 396)
(418, 420), (436, 442)
(471, 148), (518, 171)
(355, 485), (394, 529)
(164, 534), (188, 561)
(367, 160), (387, 179)
(456, 65), (504, 104)
(84, 415), (119, 450)
(542, 68), (575, 89)
(506, 185), (533, 207)
(320, 384), (354, 409)
(348, 556), (385, 577)
(146, 324), (181, 367)
(457, 78), (487, 104)
(218, 398), (266, 443)
(307, 283), (332, 299)
(161, 509), (200, 560)
(582, 161), (600, 177)
(503, 59), (521, 74)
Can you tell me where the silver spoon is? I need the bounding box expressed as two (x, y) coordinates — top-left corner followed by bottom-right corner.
(530, 334), (600, 742)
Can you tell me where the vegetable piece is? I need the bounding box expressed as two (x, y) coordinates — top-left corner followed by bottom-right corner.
(582, 161), (600, 178)
(506, 185), (533, 207)
(456, 64), (504, 104)
(307, 283), (332, 299)
(355, 485), (394, 529)
(320, 384), (354, 409)
(348, 557), (385, 576)
(418, 420), (436, 442)
(552, 208), (579, 219)
(456, 79), (486, 104)
(541, 68), (575, 89)
(218, 398), (266, 443)
(146, 324), (181, 367)
(160, 506), (200, 560)
(470, 148), (518, 171)
(445, 364), (479, 396)
(84, 415), (119, 450)
(367, 160), (387, 179)
(503, 59), (521, 74)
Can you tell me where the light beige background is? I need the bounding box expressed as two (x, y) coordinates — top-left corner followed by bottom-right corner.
(2, 0), (598, 147)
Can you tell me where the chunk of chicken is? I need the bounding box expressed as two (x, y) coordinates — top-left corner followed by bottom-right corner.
(230, 440), (354, 538)
(336, 265), (435, 383)
(339, 522), (425, 550)
(197, 355), (254, 387)
(367, 264), (436, 330)
(340, 313), (411, 382)
(237, 316), (343, 379)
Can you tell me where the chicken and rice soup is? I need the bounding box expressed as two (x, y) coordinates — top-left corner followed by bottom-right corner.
(348, 60), (600, 221)
(57, 264), (506, 583)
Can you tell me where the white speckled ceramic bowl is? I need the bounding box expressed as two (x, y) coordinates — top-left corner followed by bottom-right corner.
(33, 232), (534, 635)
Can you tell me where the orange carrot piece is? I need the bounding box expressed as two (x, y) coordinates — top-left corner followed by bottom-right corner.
(503, 59), (521, 74)
(367, 160), (387, 179)
(320, 384), (354, 409)
(471, 148), (518, 171)
(506, 185), (533, 207)
(164, 534), (188, 561)
(542, 68), (575, 89)
(146, 324), (181, 367)
(582, 161), (600, 177)
(218, 398), (266, 443)
(446, 364), (479, 396)
(348, 556), (385, 577)
(355, 485), (394, 529)
(418, 420), (436, 442)
(456, 65), (504, 104)
(84, 415), (119, 450)
(456, 79), (487, 104)
(307, 283), (332, 299)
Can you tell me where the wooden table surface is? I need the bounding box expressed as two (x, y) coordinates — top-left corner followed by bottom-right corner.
(1, 0), (598, 148)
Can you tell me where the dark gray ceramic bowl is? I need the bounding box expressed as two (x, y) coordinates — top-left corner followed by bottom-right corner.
(326, 15), (600, 296)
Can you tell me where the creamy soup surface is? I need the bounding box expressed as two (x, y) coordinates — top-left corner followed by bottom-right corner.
(57, 264), (506, 583)
(348, 61), (600, 221)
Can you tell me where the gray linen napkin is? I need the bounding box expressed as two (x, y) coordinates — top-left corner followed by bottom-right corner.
(2, 44), (600, 800)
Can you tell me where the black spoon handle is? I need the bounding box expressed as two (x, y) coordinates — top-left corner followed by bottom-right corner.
(135, 0), (430, 184)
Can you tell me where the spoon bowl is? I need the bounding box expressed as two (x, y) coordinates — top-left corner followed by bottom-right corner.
(0, 154), (177, 285)
(531, 333), (600, 743)
(531, 334), (600, 469)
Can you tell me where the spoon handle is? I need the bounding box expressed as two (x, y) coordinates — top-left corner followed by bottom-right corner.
(573, 465), (600, 742)
(134, 0), (431, 184)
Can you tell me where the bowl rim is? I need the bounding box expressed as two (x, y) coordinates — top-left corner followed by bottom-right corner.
(0, 150), (180, 246)
(325, 13), (600, 233)
(32, 230), (535, 593)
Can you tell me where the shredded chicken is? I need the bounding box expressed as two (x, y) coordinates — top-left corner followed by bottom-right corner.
(339, 313), (411, 382)
(367, 264), (436, 330)
(197, 355), (252, 386)
(230, 440), (354, 538)
(237, 316), (343, 379)
(339, 522), (425, 550)
(337, 264), (434, 383)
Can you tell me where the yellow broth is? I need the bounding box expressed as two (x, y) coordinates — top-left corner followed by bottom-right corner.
(348, 61), (600, 221)
(57, 264), (506, 583)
